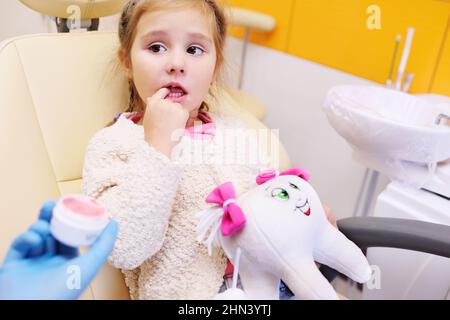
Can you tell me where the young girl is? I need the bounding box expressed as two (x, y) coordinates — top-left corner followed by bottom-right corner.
(82, 0), (334, 300)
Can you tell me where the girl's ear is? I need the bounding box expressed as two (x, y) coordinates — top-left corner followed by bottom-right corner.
(119, 48), (133, 80)
(126, 69), (132, 80)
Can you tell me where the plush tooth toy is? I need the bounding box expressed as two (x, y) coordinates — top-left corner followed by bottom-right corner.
(197, 167), (372, 300)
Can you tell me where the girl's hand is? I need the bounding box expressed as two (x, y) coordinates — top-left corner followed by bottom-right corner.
(143, 88), (189, 158)
(322, 204), (337, 229)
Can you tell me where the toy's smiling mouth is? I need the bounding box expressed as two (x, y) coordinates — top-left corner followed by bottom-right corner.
(295, 200), (311, 216)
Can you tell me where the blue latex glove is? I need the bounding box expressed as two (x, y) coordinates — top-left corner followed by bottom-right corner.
(0, 200), (118, 300)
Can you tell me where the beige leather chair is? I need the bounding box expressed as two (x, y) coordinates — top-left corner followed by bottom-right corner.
(0, 32), (290, 299)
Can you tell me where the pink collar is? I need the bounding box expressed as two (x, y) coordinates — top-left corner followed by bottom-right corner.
(118, 111), (216, 140)
(184, 112), (216, 140)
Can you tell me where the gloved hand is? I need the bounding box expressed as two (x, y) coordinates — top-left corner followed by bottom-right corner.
(0, 200), (118, 300)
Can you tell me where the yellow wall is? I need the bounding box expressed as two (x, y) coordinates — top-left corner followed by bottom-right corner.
(227, 0), (450, 95)
(431, 16), (450, 95)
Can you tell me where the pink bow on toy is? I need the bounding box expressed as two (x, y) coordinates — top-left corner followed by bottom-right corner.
(256, 167), (311, 185)
(206, 182), (246, 236)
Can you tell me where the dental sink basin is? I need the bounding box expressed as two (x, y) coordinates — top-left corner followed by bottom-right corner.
(323, 85), (450, 176)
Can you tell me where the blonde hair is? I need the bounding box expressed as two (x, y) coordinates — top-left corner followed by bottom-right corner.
(118, 0), (228, 114)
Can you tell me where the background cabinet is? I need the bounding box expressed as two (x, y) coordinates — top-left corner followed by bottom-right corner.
(228, 0), (450, 95)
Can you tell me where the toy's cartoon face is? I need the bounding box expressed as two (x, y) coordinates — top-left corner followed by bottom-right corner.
(236, 175), (328, 256)
(241, 175), (323, 222)
(266, 180), (311, 216)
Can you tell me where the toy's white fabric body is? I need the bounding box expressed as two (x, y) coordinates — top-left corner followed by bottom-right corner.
(197, 174), (372, 300)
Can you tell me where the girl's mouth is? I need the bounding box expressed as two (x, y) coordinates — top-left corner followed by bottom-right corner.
(165, 86), (187, 103)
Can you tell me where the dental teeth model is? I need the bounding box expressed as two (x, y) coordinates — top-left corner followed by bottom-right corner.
(50, 195), (110, 248)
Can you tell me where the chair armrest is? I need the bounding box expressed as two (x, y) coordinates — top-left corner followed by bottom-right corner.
(337, 217), (450, 259)
(320, 217), (450, 282)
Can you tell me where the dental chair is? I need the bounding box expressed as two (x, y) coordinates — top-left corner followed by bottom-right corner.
(18, 0), (127, 32)
(0, 31), (290, 299)
(0, 32), (449, 300)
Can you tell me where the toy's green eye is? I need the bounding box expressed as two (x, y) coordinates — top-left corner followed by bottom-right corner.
(271, 188), (289, 200)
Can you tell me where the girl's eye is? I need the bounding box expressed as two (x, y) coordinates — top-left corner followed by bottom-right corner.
(271, 188), (289, 201)
(187, 46), (204, 56)
(148, 44), (166, 53)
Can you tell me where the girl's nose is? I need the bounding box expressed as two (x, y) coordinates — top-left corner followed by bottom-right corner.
(168, 66), (184, 74)
(166, 52), (185, 75)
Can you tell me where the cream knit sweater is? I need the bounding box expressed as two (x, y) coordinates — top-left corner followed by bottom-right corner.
(82, 112), (270, 300)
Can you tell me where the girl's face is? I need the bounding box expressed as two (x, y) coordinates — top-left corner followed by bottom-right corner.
(127, 8), (217, 116)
